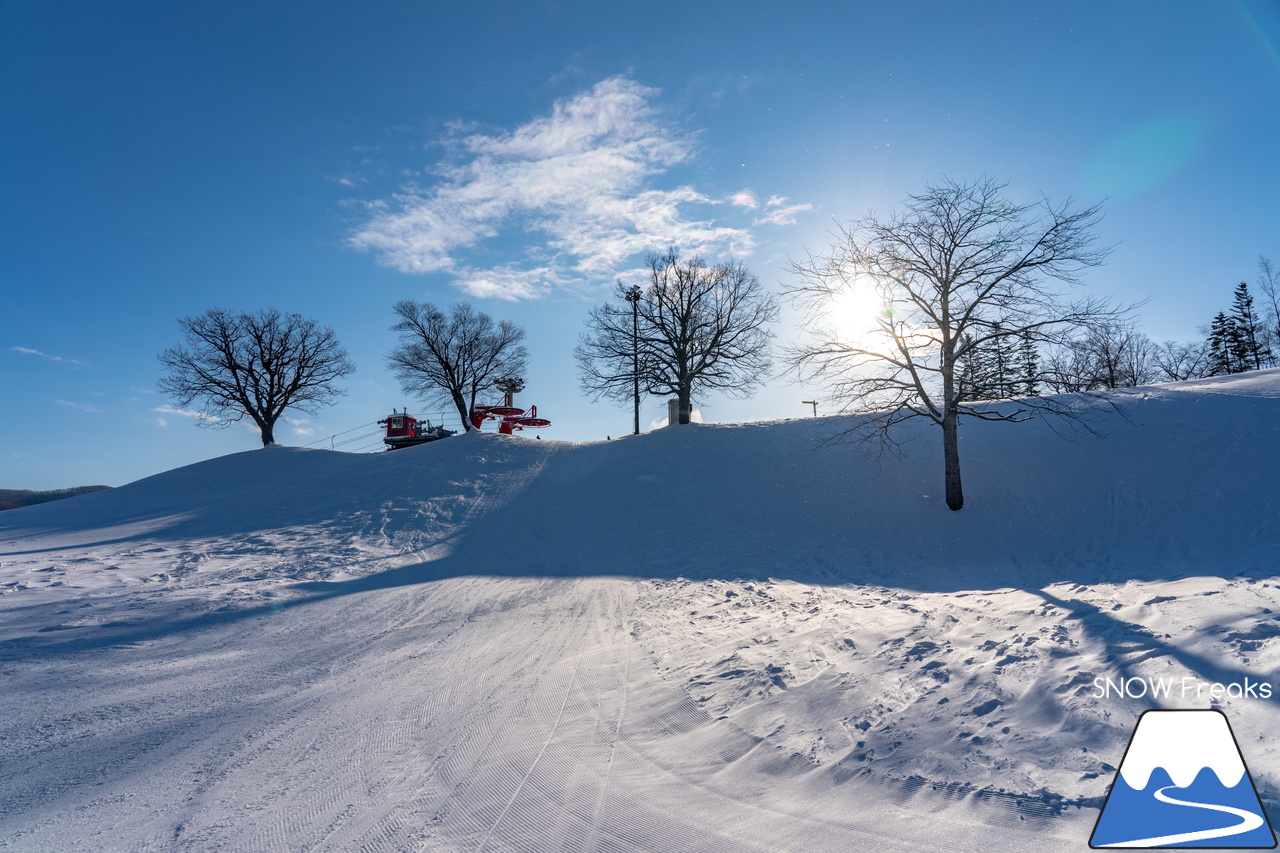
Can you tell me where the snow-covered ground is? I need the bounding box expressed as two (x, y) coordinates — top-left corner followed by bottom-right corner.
(2, 371), (1278, 851)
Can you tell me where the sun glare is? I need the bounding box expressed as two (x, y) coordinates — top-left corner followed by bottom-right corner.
(826, 282), (888, 341)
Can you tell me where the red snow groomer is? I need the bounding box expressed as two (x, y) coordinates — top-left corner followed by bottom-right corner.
(379, 410), (455, 450)
(471, 392), (551, 435)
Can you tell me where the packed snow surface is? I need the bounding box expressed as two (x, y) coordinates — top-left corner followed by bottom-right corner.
(2, 371), (1279, 851)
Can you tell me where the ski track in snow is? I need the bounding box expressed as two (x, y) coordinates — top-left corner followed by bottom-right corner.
(2, 373), (1280, 851)
(0, 565), (1103, 851)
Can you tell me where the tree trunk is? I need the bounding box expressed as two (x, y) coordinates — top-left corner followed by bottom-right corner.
(677, 386), (693, 424)
(942, 409), (963, 511)
(259, 419), (275, 447)
(632, 297), (641, 435)
(453, 390), (472, 431)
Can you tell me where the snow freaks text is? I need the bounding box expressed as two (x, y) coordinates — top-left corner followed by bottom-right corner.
(1092, 676), (1273, 700)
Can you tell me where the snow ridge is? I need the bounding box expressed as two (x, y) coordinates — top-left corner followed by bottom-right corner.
(2, 372), (1279, 852)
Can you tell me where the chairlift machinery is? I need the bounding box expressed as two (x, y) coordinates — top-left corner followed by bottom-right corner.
(380, 391), (551, 449)
(469, 392), (552, 435)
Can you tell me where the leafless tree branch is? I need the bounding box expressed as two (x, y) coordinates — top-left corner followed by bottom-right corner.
(785, 177), (1118, 510)
(387, 300), (528, 430)
(576, 248), (778, 424)
(157, 308), (355, 446)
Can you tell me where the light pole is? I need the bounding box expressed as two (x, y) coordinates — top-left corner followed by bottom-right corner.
(625, 285), (642, 435)
(802, 400), (817, 417)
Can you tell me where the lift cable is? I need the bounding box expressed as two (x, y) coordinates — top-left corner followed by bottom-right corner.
(304, 422), (382, 450)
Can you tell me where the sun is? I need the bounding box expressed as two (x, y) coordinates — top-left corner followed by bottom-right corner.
(824, 280), (889, 342)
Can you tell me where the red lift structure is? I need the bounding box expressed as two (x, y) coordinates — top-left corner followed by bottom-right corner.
(380, 386), (550, 449)
(470, 392), (552, 435)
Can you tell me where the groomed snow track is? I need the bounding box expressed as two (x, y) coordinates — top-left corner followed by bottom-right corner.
(0, 572), (1087, 852)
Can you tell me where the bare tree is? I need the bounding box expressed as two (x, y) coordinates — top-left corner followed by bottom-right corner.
(387, 300), (528, 430)
(787, 177), (1117, 511)
(158, 308), (355, 446)
(576, 249), (778, 425)
(1042, 319), (1160, 392)
(1152, 339), (1210, 382)
(1255, 257), (1280, 368)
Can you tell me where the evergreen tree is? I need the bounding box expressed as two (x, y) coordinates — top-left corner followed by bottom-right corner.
(957, 323), (1038, 400)
(956, 332), (985, 401)
(1019, 334), (1040, 396)
(989, 322), (1016, 394)
(1231, 281), (1271, 370)
(1207, 312), (1240, 376)
(957, 325), (1003, 401)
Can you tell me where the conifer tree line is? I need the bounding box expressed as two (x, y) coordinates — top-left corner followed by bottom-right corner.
(956, 325), (1041, 402)
(1158, 256), (1278, 381)
(1205, 275), (1274, 375)
(955, 255), (1280, 399)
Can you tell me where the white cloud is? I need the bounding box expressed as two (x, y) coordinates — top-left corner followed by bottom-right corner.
(148, 417), (169, 428)
(349, 76), (802, 300)
(12, 346), (87, 367)
(153, 404), (221, 423)
(454, 263), (572, 301)
(286, 417), (315, 437)
(57, 400), (104, 413)
(753, 195), (813, 227)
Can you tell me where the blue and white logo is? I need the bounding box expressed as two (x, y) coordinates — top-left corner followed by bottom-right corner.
(1090, 709), (1276, 848)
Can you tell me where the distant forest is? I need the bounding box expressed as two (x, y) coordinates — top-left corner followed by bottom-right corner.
(0, 486), (112, 512)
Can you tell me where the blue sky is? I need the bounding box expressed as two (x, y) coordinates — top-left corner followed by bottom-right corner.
(4, 1), (1280, 490)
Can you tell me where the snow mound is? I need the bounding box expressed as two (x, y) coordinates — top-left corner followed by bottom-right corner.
(1, 371), (1278, 852)
(6, 369), (1279, 590)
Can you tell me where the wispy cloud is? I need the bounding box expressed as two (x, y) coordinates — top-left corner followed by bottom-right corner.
(57, 400), (104, 413)
(753, 195), (812, 227)
(349, 76), (806, 300)
(455, 263), (576, 301)
(12, 346), (88, 367)
(327, 173), (364, 188)
(153, 404), (221, 423)
(286, 417), (314, 437)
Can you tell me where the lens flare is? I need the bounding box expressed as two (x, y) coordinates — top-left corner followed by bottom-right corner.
(1080, 115), (1205, 202)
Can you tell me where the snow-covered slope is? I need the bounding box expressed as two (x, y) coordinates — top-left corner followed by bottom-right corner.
(2, 372), (1278, 851)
